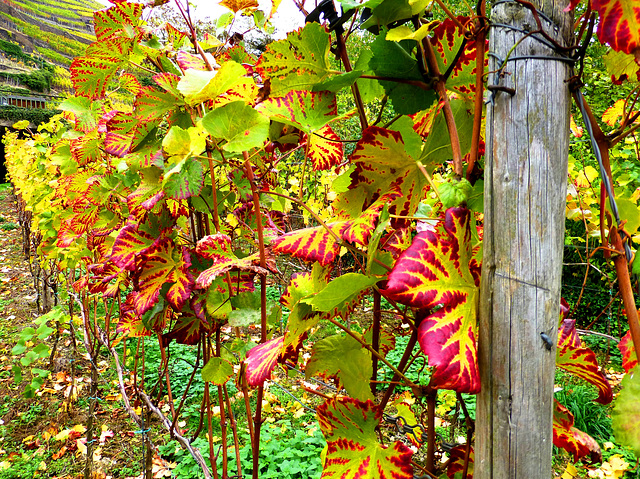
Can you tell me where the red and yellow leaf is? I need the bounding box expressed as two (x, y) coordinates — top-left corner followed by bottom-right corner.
(117, 308), (152, 338)
(130, 238), (194, 315)
(316, 397), (413, 478)
(220, 0), (258, 12)
(553, 399), (601, 462)
(307, 125), (343, 171)
(94, 2), (143, 41)
(593, 0), (640, 55)
(343, 185), (401, 247)
(382, 207), (480, 393)
(430, 17), (486, 97)
(556, 319), (613, 404)
(195, 234), (268, 289)
(334, 126), (428, 227)
(110, 224), (157, 271)
(272, 222), (350, 266)
(162, 307), (209, 345)
(246, 336), (284, 386)
(619, 331), (638, 372)
(447, 445), (474, 479)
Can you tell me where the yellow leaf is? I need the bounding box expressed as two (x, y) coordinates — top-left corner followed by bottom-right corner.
(76, 439), (87, 455)
(561, 462), (578, 478)
(386, 23), (438, 42)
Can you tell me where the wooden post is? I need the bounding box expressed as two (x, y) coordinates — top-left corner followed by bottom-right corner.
(476, 1), (573, 477)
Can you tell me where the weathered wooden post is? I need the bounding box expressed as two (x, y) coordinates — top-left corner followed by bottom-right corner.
(476, 0), (574, 477)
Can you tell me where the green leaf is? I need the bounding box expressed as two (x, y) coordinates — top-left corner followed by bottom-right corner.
(439, 177), (473, 208)
(388, 115), (423, 159)
(255, 23), (332, 96)
(163, 158), (204, 200)
(11, 340), (27, 355)
(178, 62), (248, 105)
(307, 333), (373, 401)
(386, 24), (434, 42)
(312, 70), (363, 92)
(421, 99), (474, 168)
(607, 195), (640, 235)
(361, 0), (430, 29)
(202, 101), (269, 153)
(369, 34), (436, 115)
(303, 273), (379, 316)
(612, 365), (640, 456)
(228, 309), (262, 327)
(201, 357), (234, 385)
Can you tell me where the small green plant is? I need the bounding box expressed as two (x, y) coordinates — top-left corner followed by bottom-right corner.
(11, 306), (67, 397)
(555, 384), (612, 441)
(0, 222), (18, 231)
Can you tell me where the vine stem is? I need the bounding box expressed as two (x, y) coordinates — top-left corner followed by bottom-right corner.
(327, 317), (419, 389)
(466, 7), (487, 181)
(243, 151), (268, 479)
(420, 34), (463, 178)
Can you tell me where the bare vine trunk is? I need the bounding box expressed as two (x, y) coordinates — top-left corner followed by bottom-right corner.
(476, 0), (573, 477)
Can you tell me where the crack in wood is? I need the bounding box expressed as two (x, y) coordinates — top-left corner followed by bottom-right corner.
(493, 271), (550, 291)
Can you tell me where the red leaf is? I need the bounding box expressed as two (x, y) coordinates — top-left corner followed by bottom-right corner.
(382, 207), (480, 393)
(553, 400), (601, 462)
(272, 222), (350, 266)
(619, 331), (639, 372)
(246, 336), (284, 386)
(556, 319), (613, 404)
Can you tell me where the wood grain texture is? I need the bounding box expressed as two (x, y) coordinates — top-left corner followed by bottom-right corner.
(476, 1), (573, 477)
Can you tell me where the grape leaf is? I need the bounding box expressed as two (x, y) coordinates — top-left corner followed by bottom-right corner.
(178, 62), (249, 106)
(110, 224), (157, 271)
(382, 207), (480, 393)
(195, 234), (268, 289)
(334, 126), (428, 228)
(553, 399), (601, 461)
(255, 23), (333, 96)
(306, 333), (374, 401)
(303, 273), (379, 320)
(430, 17), (484, 97)
(246, 336), (284, 386)
(447, 445), (474, 479)
(202, 101), (269, 153)
(163, 158), (204, 200)
(593, 0), (640, 55)
(368, 34), (437, 115)
(201, 357), (234, 385)
(130, 238), (194, 315)
(93, 1), (142, 41)
(316, 397), (413, 478)
(272, 222), (350, 266)
(556, 319), (613, 404)
(612, 365), (640, 456)
(307, 125), (344, 170)
(619, 331), (638, 372)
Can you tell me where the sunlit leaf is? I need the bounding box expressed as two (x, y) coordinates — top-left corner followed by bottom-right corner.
(220, 0), (258, 12)
(316, 397), (413, 478)
(94, 1), (142, 41)
(306, 333), (374, 401)
(382, 207), (480, 393)
(255, 23), (332, 96)
(556, 319), (613, 404)
(202, 101), (269, 152)
(178, 62), (249, 106)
